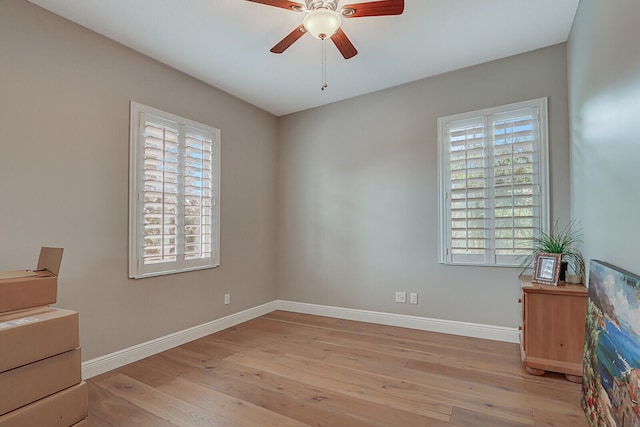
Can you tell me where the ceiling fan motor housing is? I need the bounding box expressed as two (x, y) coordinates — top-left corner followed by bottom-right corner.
(305, 0), (339, 11)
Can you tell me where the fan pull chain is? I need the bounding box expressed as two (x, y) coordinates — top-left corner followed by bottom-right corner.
(321, 36), (328, 91)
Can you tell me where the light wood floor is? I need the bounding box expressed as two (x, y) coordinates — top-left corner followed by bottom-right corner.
(86, 311), (588, 426)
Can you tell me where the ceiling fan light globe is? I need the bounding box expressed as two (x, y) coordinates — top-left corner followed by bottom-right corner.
(303, 9), (341, 39)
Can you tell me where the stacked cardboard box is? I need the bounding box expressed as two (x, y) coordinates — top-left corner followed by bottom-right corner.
(0, 247), (62, 313)
(0, 248), (88, 426)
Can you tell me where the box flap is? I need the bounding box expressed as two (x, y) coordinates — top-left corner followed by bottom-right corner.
(36, 247), (63, 276)
(0, 270), (37, 280)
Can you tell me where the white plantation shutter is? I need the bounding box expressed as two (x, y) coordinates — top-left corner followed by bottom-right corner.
(183, 127), (215, 261)
(492, 108), (542, 264)
(142, 119), (179, 265)
(438, 98), (549, 267)
(130, 102), (220, 278)
(447, 117), (488, 264)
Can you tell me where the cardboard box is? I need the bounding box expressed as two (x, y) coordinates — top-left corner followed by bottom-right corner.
(0, 348), (81, 416)
(71, 418), (87, 427)
(0, 382), (87, 427)
(0, 307), (79, 373)
(0, 247), (63, 313)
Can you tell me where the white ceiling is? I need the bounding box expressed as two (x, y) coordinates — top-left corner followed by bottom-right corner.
(27, 0), (579, 117)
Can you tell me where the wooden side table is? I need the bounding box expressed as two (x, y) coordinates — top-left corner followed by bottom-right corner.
(519, 275), (588, 383)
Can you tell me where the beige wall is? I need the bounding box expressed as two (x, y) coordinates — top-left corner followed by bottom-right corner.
(277, 44), (571, 328)
(0, 0), (279, 360)
(568, 1), (640, 277)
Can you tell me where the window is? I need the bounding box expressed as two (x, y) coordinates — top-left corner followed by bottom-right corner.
(129, 102), (220, 278)
(438, 98), (549, 267)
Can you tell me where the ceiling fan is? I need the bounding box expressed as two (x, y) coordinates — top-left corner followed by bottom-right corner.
(246, 0), (405, 59)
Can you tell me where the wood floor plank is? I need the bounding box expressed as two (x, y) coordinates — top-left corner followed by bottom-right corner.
(146, 329), (455, 422)
(264, 311), (517, 354)
(320, 346), (580, 405)
(87, 379), (177, 427)
(450, 406), (532, 427)
(116, 356), (180, 388)
(87, 311), (589, 426)
(314, 350), (541, 424)
(314, 326), (522, 372)
(224, 350), (454, 421)
(232, 315), (524, 376)
(157, 376), (307, 427)
(94, 373), (235, 426)
(86, 413), (112, 427)
(173, 349), (446, 426)
(532, 407), (590, 426)
(125, 344), (446, 427)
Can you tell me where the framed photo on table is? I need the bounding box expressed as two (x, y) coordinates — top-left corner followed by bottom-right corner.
(531, 253), (562, 286)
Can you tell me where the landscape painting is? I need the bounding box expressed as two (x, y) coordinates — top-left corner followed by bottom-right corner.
(582, 260), (640, 426)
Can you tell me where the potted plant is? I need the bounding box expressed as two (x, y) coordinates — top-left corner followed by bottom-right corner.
(519, 219), (585, 281)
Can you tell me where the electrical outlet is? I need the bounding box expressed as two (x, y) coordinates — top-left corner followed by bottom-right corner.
(395, 292), (406, 303)
(224, 294), (230, 305)
(410, 293), (418, 304)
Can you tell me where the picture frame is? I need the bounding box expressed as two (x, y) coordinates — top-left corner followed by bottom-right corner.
(531, 253), (562, 286)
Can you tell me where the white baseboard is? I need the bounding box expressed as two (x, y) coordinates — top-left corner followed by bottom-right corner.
(81, 301), (278, 379)
(82, 299), (518, 379)
(276, 300), (520, 344)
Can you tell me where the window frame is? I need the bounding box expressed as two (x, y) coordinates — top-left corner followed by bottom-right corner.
(129, 101), (221, 279)
(437, 98), (550, 267)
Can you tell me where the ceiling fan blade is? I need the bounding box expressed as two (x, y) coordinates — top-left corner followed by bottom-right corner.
(245, 0), (302, 12)
(342, 0), (404, 18)
(331, 28), (358, 59)
(270, 25), (307, 54)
